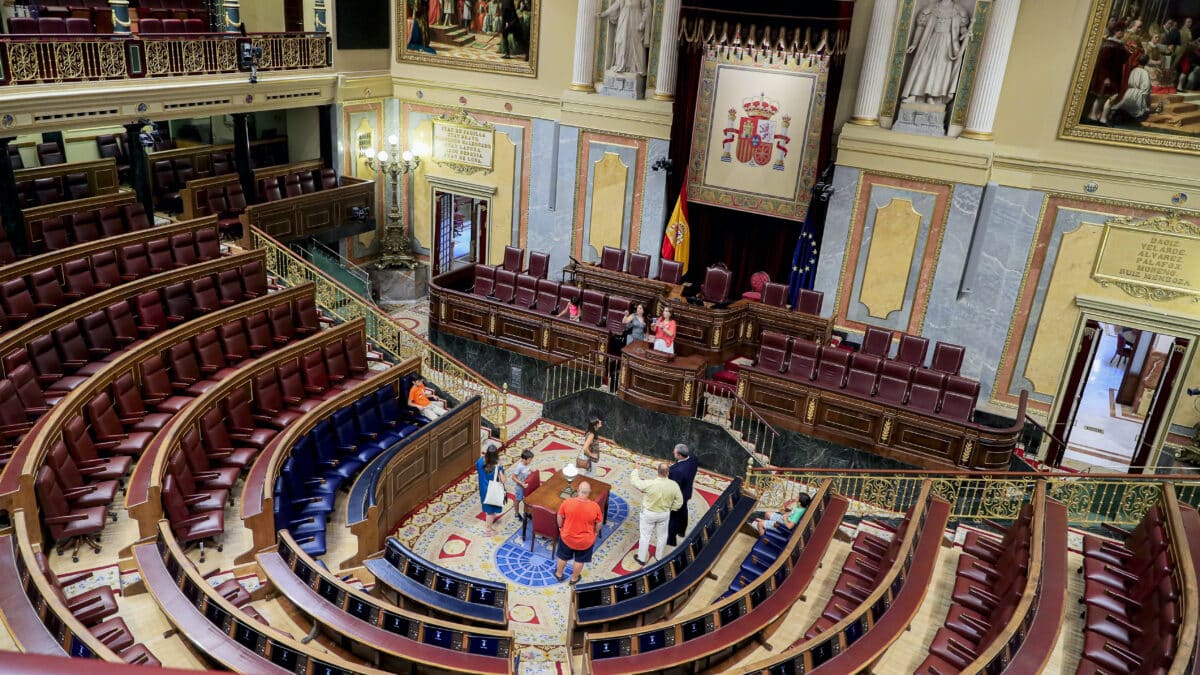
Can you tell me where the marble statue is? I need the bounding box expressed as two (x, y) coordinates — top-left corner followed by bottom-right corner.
(901, 0), (971, 105)
(599, 0), (651, 76)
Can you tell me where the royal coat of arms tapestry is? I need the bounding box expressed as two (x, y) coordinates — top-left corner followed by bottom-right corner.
(686, 49), (829, 221)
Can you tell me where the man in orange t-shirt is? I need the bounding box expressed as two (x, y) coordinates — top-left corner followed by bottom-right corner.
(408, 376), (447, 421)
(554, 482), (604, 585)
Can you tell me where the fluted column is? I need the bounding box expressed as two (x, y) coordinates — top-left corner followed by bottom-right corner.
(109, 0), (131, 33)
(570, 0), (600, 92)
(222, 0), (242, 32)
(850, 0), (898, 126)
(652, 0), (682, 100)
(962, 0), (1021, 140)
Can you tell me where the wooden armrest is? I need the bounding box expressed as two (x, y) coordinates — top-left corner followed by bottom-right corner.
(45, 513), (90, 524)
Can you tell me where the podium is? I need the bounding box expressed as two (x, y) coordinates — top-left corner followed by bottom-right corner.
(617, 342), (707, 416)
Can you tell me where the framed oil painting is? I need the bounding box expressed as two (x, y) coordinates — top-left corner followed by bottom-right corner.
(1060, 0), (1200, 154)
(397, 0), (540, 77)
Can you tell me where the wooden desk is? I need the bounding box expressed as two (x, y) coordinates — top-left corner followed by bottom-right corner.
(572, 263), (682, 315)
(617, 341), (706, 416)
(524, 471), (612, 519)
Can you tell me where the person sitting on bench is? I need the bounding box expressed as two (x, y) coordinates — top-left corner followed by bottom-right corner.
(752, 492), (812, 536)
(408, 376), (447, 420)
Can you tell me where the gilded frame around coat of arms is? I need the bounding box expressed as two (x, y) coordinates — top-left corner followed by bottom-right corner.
(1059, 0), (1200, 155)
(686, 48), (830, 222)
(396, 0), (540, 78)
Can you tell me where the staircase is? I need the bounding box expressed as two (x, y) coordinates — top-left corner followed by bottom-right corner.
(1145, 91), (1200, 133)
(431, 24), (474, 46)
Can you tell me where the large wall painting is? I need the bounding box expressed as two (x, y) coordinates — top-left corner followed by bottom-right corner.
(686, 49), (829, 222)
(397, 0), (540, 77)
(1061, 0), (1200, 154)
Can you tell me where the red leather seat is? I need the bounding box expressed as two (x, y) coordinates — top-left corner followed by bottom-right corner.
(87, 392), (153, 455)
(98, 206), (125, 237)
(657, 260), (683, 285)
(844, 366), (877, 397)
(794, 288), (824, 315)
(29, 336), (89, 393)
(0, 278), (36, 322)
(241, 259), (268, 298)
(134, 291), (168, 335)
(599, 246), (624, 272)
(245, 311), (273, 355)
(896, 333), (930, 367)
(557, 285), (582, 314)
(62, 416), (132, 482)
(344, 337), (372, 378)
(170, 232), (197, 267)
(193, 330), (237, 379)
(162, 282), (193, 323)
(122, 203), (151, 231)
(626, 252), (650, 278)
(1085, 508), (1163, 566)
(815, 348), (851, 390)
(931, 342), (965, 375)
(861, 326), (893, 358)
(11, 364), (54, 416)
(528, 251), (551, 279)
(0, 380), (33, 449)
(278, 359), (320, 412)
(92, 251), (121, 290)
(167, 452), (228, 512)
(47, 440), (119, 511)
(298, 172), (316, 194)
(118, 244), (151, 281)
(493, 269), (517, 303)
(35, 551), (119, 626)
(36, 465), (107, 562)
(146, 238), (173, 274)
(514, 274), (538, 309)
(218, 319), (251, 365)
(473, 264), (495, 297)
(36, 140), (66, 165)
(161, 474), (224, 563)
(907, 384), (941, 413)
(40, 217), (72, 251)
(294, 295), (326, 335)
(195, 227), (220, 262)
(138, 17), (162, 33)
(534, 279), (559, 314)
(742, 270), (769, 302)
(199, 407), (257, 468)
(605, 297), (630, 335)
(283, 174), (302, 197)
(939, 392), (975, 421)
(761, 282), (789, 308)
(52, 322), (105, 376)
(913, 367), (947, 390)
(222, 387), (278, 450)
(64, 173), (91, 201)
(502, 245), (524, 273)
(755, 332), (790, 373)
(580, 289), (606, 326)
(268, 302), (295, 344)
(217, 269), (244, 306)
(301, 349), (335, 399)
(105, 301), (141, 348)
(785, 340), (820, 381)
(167, 342), (217, 396)
(251, 371), (303, 429)
(29, 268), (66, 312)
(701, 264), (731, 303)
(63, 259), (96, 300)
(191, 276), (219, 314)
(323, 341), (350, 384)
(179, 427), (239, 490)
(110, 373), (172, 433)
(319, 168), (338, 190)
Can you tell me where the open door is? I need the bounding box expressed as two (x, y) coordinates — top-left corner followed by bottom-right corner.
(1048, 319), (1101, 467)
(1129, 338), (1189, 473)
(432, 191), (455, 275)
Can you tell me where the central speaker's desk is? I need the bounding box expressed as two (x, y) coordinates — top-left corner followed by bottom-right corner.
(617, 342), (707, 416)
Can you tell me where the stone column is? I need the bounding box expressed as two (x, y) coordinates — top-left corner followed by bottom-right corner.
(570, 0), (600, 92)
(122, 122), (156, 220)
(850, 0), (898, 126)
(962, 0), (1021, 140)
(109, 0), (131, 34)
(222, 0), (242, 32)
(0, 137), (27, 255)
(314, 0), (327, 32)
(652, 0), (682, 100)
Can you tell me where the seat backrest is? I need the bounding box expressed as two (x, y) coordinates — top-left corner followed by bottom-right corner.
(1, 278), (35, 319)
(531, 504), (558, 538)
(63, 259), (95, 297)
(195, 228), (220, 261)
(944, 375), (980, 400)
(298, 172), (316, 194)
(861, 327), (893, 358)
(756, 331), (790, 372)
(557, 285), (581, 313)
(222, 387), (257, 433)
(242, 260), (267, 297)
(139, 17), (162, 33)
(815, 348), (851, 390)
(65, 17), (92, 33)
(748, 271), (769, 294)
(167, 341), (202, 383)
(36, 466), (72, 530)
(278, 359), (305, 400)
(64, 173), (91, 200)
(472, 264), (496, 297)
(96, 135), (121, 161)
(226, 184), (247, 211)
(502, 246), (524, 273)
(118, 243), (150, 279)
(40, 217), (71, 251)
(246, 311), (272, 349)
(600, 246), (624, 272)
(320, 168), (338, 190)
(269, 302), (294, 341)
(845, 368), (877, 397)
(907, 384), (941, 413)
(283, 174), (302, 197)
(627, 252), (650, 278)
(183, 18), (204, 32)
(170, 232), (198, 267)
(895, 334), (930, 367)
(323, 341), (349, 381)
(217, 269), (243, 305)
(912, 367), (946, 390)
(261, 179), (282, 202)
(52, 322), (90, 367)
(493, 269), (517, 302)
(30, 268), (65, 310)
(850, 352), (882, 374)
(701, 264), (731, 303)
(110, 373), (147, 418)
(930, 342), (965, 375)
(514, 274), (538, 308)
(161, 18), (183, 32)
(37, 141), (65, 165)
(874, 375), (908, 405)
(786, 340), (820, 380)
(105, 300), (139, 343)
(122, 203), (151, 231)
(193, 329), (225, 371)
(658, 259), (683, 285)
(534, 279), (559, 314)
(7, 16), (37, 33)
(86, 392), (123, 437)
(580, 289), (606, 325)
(79, 310), (116, 353)
(98, 206), (126, 237)
(0, 379), (28, 429)
(794, 288), (824, 315)
(301, 350), (329, 392)
(294, 295), (321, 333)
(70, 211), (100, 243)
(147, 237), (173, 272)
(219, 319), (250, 361)
(761, 282), (788, 308)
(939, 391), (974, 421)
(135, 290), (167, 329)
(605, 297), (630, 334)
(527, 251), (550, 280)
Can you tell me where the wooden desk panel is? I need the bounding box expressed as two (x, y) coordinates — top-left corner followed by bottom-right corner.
(661, 298), (745, 363)
(15, 158), (119, 198)
(737, 369), (1026, 470)
(572, 264), (681, 315)
(618, 342), (706, 416)
(742, 301), (833, 346)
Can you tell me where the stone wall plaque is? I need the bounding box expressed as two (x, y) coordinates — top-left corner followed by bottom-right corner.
(1092, 214), (1200, 301)
(431, 111), (495, 174)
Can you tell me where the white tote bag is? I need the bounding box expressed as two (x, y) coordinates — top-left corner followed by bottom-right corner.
(483, 465), (505, 507)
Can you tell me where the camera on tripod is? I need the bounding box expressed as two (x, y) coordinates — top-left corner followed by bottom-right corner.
(238, 43), (262, 83)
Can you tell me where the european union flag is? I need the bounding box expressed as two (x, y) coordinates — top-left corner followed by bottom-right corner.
(787, 210), (819, 307)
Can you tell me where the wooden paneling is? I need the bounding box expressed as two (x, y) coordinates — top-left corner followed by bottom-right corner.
(14, 158), (120, 197)
(239, 177), (373, 243)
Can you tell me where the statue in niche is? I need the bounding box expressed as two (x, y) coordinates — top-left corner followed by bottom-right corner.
(901, 0), (971, 105)
(600, 0), (651, 75)
(597, 0), (653, 99)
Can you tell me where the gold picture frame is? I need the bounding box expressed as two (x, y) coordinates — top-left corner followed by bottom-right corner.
(396, 0), (540, 78)
(1059, 0), (1200, 155)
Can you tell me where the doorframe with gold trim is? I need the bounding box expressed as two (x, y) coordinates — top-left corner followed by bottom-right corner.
(1045, 295), (1200, 470)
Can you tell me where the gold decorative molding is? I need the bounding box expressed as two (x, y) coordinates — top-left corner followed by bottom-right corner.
(859, 197), (922, 319)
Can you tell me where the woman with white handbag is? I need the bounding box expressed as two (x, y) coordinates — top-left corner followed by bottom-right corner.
(477, 446), (507, 535)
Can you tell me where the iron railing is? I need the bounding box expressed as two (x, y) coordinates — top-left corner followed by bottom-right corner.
(0, 32), (331, 86)
(249, 227), (509, 441)
(745, 467), (1200, 528)
(543, 351), (779, 465)
(291, 238), (372, 301)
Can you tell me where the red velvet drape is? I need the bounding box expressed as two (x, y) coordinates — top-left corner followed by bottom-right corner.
(664, 2), (854, 295)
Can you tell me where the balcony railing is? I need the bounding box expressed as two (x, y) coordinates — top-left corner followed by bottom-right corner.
(0, 31), (331, 86)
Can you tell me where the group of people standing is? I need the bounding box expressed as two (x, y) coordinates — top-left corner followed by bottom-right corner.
(1089, 14), (1200, 125)
(412, 0), (530, 59)
(620, 303), (677, 354)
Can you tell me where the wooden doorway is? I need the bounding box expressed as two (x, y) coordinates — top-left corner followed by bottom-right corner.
(432, 190), (489, 276)
(284, 0), (304, 32)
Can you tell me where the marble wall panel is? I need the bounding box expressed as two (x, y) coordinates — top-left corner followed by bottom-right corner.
(527, 120), (580, 280)
(814, 165), (862, 318)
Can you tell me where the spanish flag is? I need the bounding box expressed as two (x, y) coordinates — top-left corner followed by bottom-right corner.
(662, 180), (690, 274)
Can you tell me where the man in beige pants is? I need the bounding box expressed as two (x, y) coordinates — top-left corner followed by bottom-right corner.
(631, 462), (683, 565)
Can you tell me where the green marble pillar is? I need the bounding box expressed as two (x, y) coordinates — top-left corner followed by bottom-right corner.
(109, 0), (131, 33)
(314, 0), (327, 32)
(222, 0), (242, 33)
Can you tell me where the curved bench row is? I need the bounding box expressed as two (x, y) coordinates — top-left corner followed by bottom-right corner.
(367, 536), (509, 627)
(574, 476), (754, 630)
(583, 480), (847, 674)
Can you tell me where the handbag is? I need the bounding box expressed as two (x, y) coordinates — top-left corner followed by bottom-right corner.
(483, 465), (506, 507)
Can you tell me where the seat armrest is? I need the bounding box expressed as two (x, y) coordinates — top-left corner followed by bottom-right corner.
(45, 513), (91, 524)
(88, 347), (112, 357)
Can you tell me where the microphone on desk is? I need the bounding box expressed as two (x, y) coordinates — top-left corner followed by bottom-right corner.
(568, 256), (582, 267)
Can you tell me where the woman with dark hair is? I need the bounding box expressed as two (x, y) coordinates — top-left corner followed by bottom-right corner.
(577, 417), (603, 472)
(477, 446), (506, 535)
(622, 302), (646, 346)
